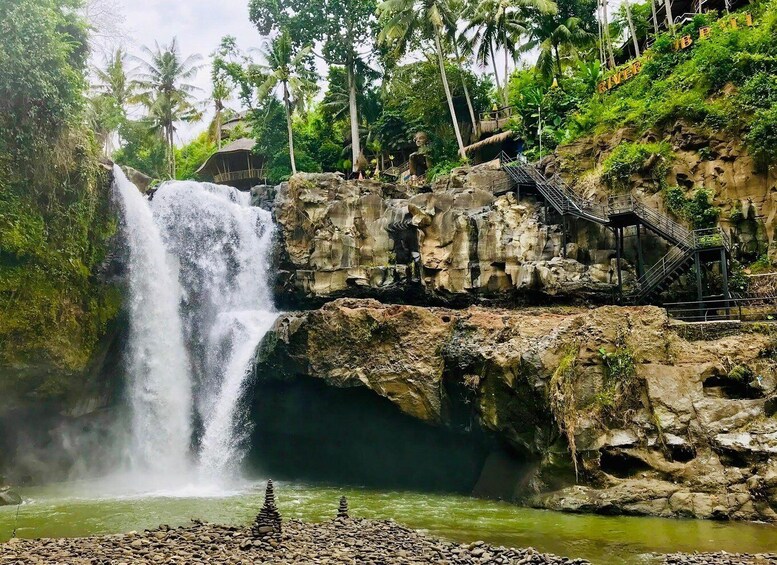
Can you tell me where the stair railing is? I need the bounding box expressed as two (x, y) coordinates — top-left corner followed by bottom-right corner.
(633, 245), (692, 298)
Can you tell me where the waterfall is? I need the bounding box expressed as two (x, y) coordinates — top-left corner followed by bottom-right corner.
(112, 167), (275, 488)
(151, 180), (275, 478)
(112, 166), (193, 480)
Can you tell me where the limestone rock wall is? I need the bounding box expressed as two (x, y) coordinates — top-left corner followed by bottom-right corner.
(549, 121), (777, 264)
(265, 165), (625, 306)
(254, 299), (777, 522)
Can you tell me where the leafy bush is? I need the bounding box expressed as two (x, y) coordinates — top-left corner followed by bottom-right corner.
(427, 158), (467, 181)
(664, 186), (720, 228)
(601, 142), (672, 191)
(746, 105), (777, 172)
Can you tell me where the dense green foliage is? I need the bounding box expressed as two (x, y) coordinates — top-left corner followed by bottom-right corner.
(664, 186), (720, 229)
(0, 0), (119, 399)
(601, 142), (672, 191)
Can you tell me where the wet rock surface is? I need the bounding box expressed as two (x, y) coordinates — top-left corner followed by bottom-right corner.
(0, 519), (590, 564)
(255, 300), (777, 521)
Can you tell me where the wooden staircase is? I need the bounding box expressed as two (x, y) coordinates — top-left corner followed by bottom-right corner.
(499, 153), (731, 304)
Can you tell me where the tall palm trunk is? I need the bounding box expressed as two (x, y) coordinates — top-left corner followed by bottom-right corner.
(502, 46), (510, 106)
(623, 0), (641, 57)
(454, 43), (478, 138)
(489, 41), (504, 107)
(283, 81), (297, 174)
(664, 0), (675, 33)
(601, 0), (616, 69)
(347, 63), (361, 175)
(554, 44), (563, 78)
(435, 28), (467, 159)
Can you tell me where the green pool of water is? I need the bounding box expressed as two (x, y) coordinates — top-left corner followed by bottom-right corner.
(1, 480), (775, 564)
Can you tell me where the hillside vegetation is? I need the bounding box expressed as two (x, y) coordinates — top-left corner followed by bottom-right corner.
(0, 0), (119, 402)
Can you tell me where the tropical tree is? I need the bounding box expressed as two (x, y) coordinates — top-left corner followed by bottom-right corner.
(133, 38), (202, 177)
(466, 0), (555, 106)
(92, 47), (133, 151)
(249, 0), (379, 177)
(207, 74), (231, 149)
(522, 11), (590, 79)
(378, 0), (467, 158)
(254, 30), (312, 175)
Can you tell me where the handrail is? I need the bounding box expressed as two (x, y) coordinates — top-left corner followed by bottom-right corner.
(480, 106), (515, 122)
(498, 156), (732, 303)
(665, 295), (777, 322)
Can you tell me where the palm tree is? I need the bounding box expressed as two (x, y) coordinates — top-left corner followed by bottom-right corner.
(444, 0), (480, 139)
(93, 48), (134, 150)
(378, 0), (467, 159)
(255, 30), (311, 175)
(133, 38), (202, 178)
(208, 76), (231, 149)
(522, 11), (590, 80)
(466, 0), (555, 106)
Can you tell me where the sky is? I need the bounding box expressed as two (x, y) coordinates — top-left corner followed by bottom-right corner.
(96, 0), (627, 144)
(98, 0), (269, 142)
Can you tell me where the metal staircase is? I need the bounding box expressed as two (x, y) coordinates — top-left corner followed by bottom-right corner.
(498, 153), (731, 304)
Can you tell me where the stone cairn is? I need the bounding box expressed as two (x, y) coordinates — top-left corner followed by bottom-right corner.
(252, 480), (282, 537)
(336, 496), (349, 519)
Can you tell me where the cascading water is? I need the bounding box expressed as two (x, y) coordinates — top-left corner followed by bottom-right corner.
(112, 166), (275, 489)
(151, 181), (275, 478)
(112, 166), (193, 481)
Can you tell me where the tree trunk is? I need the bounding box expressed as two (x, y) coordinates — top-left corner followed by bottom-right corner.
(283, 81), (297, 175)
(489, 42), (503, 107)
(650, 0), (660, 36)
(347, 63), (361, 174)
(454, 42), (478, 139)
(435, 29), (466, 159)
(554, 44), (563, 78)
(623, 0), (641, 58)
(216, 108), (222, 149)
(601, 0), (616, 69)
(502, 39), (510, 106)
(664, 0), (675, 33)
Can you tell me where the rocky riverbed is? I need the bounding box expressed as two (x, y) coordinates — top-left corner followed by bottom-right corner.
(2, 518), (776, 564)
(0, 518), (591, 564)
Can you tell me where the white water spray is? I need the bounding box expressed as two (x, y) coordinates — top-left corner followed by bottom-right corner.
(112, 169), (275, 489)
(151, 180), (275, 478)
(112, 166), (193, 481)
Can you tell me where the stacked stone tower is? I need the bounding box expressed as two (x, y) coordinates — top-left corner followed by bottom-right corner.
(337, 495), (349, 519)
(252, 479), (282, 537)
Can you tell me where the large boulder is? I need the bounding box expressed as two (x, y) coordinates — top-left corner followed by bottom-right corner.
(254, 299), (777, 521)
(0, 487), (22, 506)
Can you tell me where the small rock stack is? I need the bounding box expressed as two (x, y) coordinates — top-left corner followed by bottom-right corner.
(337, 496), (349, 519)
(252, 480), (282, 537)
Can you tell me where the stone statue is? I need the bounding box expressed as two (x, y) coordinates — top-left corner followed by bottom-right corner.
(408, 131), (431, 177)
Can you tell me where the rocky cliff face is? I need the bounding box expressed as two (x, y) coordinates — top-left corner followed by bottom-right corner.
(549, 121), (777, 265)
(263, 166), (630, 307)
(254, 299), (777, 521)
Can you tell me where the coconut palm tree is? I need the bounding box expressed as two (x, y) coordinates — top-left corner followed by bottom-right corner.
(378, 0), (467, 159)
(133, 38), (202, 177)
(522, 11), (590, 80)
(93, 48), (134, 150)
(254, 30), (312, 175)
(443, 0), (480, 139)
(466, 0), (556, 106)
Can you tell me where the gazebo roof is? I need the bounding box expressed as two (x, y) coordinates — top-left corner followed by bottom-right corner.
(196, 138), (257, 175)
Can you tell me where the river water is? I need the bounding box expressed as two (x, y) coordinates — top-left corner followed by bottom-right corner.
(1, 480), (775, 564)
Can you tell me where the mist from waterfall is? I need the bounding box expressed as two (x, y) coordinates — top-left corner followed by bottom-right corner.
(111, 166), (275, 491)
